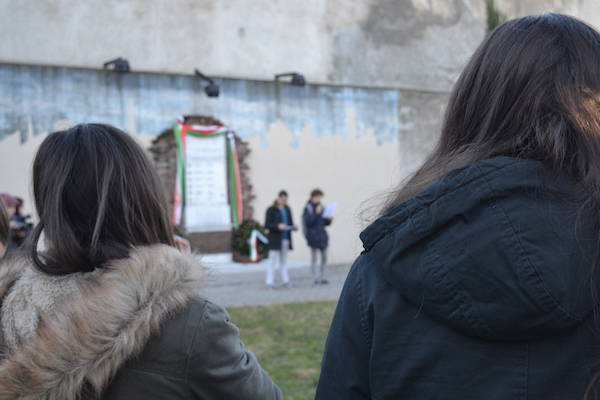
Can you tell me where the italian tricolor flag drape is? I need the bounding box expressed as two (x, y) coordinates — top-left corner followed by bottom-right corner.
(173, 118), (244, 229)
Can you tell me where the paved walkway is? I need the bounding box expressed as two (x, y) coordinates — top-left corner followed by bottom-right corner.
(201, 259), (351, 307)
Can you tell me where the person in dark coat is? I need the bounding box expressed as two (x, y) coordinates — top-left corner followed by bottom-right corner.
(264, 190), (296, 288)
(0, 196), (8, 258)
(8, 197), (32, 252)
(317, 14), (600, 399)
(302, 189), (332, 284)
(0, 193), (19, 255)
(0, 124), (282, 399)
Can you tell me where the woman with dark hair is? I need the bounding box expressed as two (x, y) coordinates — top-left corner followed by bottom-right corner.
(0, 124), (281, 399)
(317, 14), (600, 399)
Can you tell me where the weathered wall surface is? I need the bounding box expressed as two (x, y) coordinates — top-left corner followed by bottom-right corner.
(328, 0), (485, 92)
(496, 0), (600, 26)
(0, 64), (401, 143)
(0, 63), (446, 264)
(0, 0), (486, 92)
(4, 0), (598, 93)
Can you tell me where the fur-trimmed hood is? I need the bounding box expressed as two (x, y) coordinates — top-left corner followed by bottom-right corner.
(0, 245), (206, 400)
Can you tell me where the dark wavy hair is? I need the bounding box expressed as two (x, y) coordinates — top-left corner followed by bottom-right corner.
(29, 123), (174, 275)
(380, 13), (600, 397)
(383, 13), (600, 212)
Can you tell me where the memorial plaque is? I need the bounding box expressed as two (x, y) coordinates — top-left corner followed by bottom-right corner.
(184, 135), (231, 232)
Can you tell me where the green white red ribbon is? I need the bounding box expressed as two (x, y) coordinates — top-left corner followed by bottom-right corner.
(248, 229), (269, 261)
(173, 117), (244, 229)
(227, 132), (243, 228)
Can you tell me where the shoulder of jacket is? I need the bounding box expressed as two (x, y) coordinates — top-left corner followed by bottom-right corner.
(184, 297), (229, 339)
(182, 298), (236, 372)
(144, 296), (212, 355)
(346, 251), (389, 308)
(183, 296), (213, 321)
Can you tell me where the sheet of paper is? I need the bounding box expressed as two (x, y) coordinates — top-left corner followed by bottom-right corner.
(323, 202), (337, 218)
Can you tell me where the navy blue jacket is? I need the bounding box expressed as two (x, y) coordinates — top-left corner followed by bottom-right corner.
(317, 157), (600, 399)
(302, 202), (331, 249)
(265, 205), (294, 251)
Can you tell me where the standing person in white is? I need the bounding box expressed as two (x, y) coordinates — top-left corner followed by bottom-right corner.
(264, 191), (297, 288)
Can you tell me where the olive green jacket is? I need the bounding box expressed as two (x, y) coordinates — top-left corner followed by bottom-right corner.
(0, 246), (281, 400)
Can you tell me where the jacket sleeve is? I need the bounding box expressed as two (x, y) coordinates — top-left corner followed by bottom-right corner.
(187, 301), (282, 400)
(302, 206), (320, 228)
(265, 208), (280, 231)
(316, 259), (372, 399)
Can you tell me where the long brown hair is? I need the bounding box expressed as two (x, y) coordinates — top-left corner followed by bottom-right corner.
(29, 123), (174, 275)
(382, 14), (600, 397)
(383, 13), (600, 214)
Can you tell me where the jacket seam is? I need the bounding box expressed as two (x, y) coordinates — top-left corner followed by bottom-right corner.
(355, 263), (373, 350)
(409, 182), (497, 338)
(354, 260), (375, 398)
(425, 241), (496, 338)
(115, 366), (187, 382)
(184, 299), (211, 384)
(476, 164), (579, 324)
(366, 159), (523, 252)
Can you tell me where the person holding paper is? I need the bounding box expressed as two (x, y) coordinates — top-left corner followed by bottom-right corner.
(264, 190), (297, 288)
(302, 189), (333, 285)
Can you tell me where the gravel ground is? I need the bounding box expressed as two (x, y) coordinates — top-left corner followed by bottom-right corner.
(201, 263), (351, 307)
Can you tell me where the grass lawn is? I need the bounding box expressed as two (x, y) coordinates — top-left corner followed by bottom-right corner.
(229, 301), (337, 400)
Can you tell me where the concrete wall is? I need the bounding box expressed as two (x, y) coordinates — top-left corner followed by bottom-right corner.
(4, 0), (599, 93)
(0, 0), (487, 92)
(0, 63), (446, 264)
(496, 0), (600, 25)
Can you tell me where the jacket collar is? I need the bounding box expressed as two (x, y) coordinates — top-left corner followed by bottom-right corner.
(0, 245), (205, 400)
(360, 157), (528, 251)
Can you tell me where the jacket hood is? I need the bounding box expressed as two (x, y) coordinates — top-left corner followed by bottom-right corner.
(361, 157), (597, 341)
(0, 245), (206, 400)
